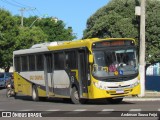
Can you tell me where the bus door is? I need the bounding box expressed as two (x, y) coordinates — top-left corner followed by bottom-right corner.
(44, 53), (54, 97)
(77, 49), (88, 98)
(53, 52), (70, 97)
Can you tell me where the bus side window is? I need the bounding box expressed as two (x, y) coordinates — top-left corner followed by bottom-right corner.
(46, 53), (52, 73)
(29, 55), (36, 71)
(14, 56), (21, 72)
(65, 51), (77, 69)
(54, 52), (65, 70)
(36, 54), (44, 71)
(21, 56), (28, 71)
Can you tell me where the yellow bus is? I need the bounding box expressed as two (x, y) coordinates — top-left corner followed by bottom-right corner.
(13, 38), (140, 104)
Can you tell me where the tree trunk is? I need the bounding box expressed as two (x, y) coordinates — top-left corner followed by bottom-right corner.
(5, 66), (10, 72)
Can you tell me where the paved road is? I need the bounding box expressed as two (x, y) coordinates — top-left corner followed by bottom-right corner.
(0, 88), (160, 120)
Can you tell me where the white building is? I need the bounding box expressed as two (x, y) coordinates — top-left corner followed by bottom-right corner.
(0, 67), (13, 72)
(146, 63), (160, 76)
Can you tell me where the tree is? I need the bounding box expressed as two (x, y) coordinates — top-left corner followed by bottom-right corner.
(0, 8), (77, 71)
(0, 8), (19, 71)
(15, 26), (48, 50)
(83, 0), (160, 64)
(0, 9), (47, 71)
(24, 16), (76, 41)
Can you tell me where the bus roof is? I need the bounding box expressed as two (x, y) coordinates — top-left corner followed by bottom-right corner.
(47, 38), (135, 51)
(13, 38), (135, 55)
(13, 41), (66, 55)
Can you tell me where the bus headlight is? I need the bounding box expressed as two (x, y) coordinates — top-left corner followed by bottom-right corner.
(131, 80), (139, 88)
(93, 82), (109, 90)
(93, 82), (100, 88)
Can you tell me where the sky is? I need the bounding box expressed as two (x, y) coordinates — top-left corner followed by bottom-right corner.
(0, 0), (110, 39)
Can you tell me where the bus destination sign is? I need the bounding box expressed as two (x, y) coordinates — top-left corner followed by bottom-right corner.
(93, 40), (135, 48)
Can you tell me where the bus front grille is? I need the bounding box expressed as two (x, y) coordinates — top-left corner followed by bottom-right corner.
(107, 89), (132, 95)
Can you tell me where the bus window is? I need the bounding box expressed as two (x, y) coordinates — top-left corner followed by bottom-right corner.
(92, 49), (138, 78)
(93, 51), (106, 66)
(14, 56), (21, 72)
(46, 53), (52, 73)
(36, 54), (44, 71)
(21, 56), (28, 71)
(54, 52), (65, 70)
(29, 55), (35, 71)
(65, 51), (77, 69)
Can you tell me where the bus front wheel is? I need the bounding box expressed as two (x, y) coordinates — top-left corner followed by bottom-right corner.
(32, 85), (39, 101)
(71, 87), (80, 104)
(70, 87), (87, 104)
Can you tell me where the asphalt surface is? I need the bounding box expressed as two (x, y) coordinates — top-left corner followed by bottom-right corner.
(0, 88), (160, 120)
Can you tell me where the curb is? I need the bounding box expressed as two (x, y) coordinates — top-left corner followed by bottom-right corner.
(124, 98), (160, 101)
(123, 91), (160, 101)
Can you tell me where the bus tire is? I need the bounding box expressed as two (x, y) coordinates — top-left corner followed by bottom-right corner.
(63, 98), (71, 103)
(14, 92), (18, 99)
(39, 97), (47, 101)
(71, 87), (80, 104)
(32, 85), (39, 101)
(6, 88), (11, 98)
(107, 98), (123, 104)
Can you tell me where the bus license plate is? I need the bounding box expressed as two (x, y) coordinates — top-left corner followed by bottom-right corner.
(116, 89), (124, 93)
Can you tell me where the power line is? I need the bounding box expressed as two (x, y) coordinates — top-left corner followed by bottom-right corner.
(1, 0), (33, 9)
(1, 0), (44, 26)
(0, 0), (42, 17)
(12, 0), (32, 8)
(0, 0), (22, 8)
(19, 8), (36, 27)
(35, 9), (42, 16)
(31, 10), (38, 16)
(26, 10), (33, 17)
(11, 0), (42, 16)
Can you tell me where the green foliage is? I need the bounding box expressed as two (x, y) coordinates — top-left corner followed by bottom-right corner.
(0, 8), (18, 69)
(83, 0), (160, 63)
(24, 16), (76, 41)
(83, 0), (138, 38)
(145, 0), (160, 63)
(0, 8), (76, 70)
(15, 27), (48, 50)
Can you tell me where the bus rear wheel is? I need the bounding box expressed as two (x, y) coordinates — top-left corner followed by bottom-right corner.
(107, 98), (123, 104)
(32, 85), (39, 101)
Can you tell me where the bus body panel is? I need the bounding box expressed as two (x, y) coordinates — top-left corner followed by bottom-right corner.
(14, 72), (32, 96)
(53, 70), (70, 96)
(14, 70), (73, 98)
(88, 76), (140, 99)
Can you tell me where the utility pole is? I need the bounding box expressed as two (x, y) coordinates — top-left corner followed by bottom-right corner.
(29, 17), (40, 28)
(29, 14), (49, 28)
(139, 0), (146, 97)
(19, 8), (36, 27)
(20, 8), (24, 27)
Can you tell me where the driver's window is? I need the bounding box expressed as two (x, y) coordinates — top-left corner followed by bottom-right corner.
(94, 52), (105, 66)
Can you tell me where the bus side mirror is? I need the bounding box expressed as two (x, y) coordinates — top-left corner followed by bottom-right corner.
(89, 54), (94, 64)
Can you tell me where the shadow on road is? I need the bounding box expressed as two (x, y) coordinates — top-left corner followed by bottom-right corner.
(1, 88), (136, 105)
(0, 87), (5, 90)
(13, 95), (135, 105)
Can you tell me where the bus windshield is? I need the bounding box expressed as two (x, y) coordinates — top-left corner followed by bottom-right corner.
(92, 48), (138, 79)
